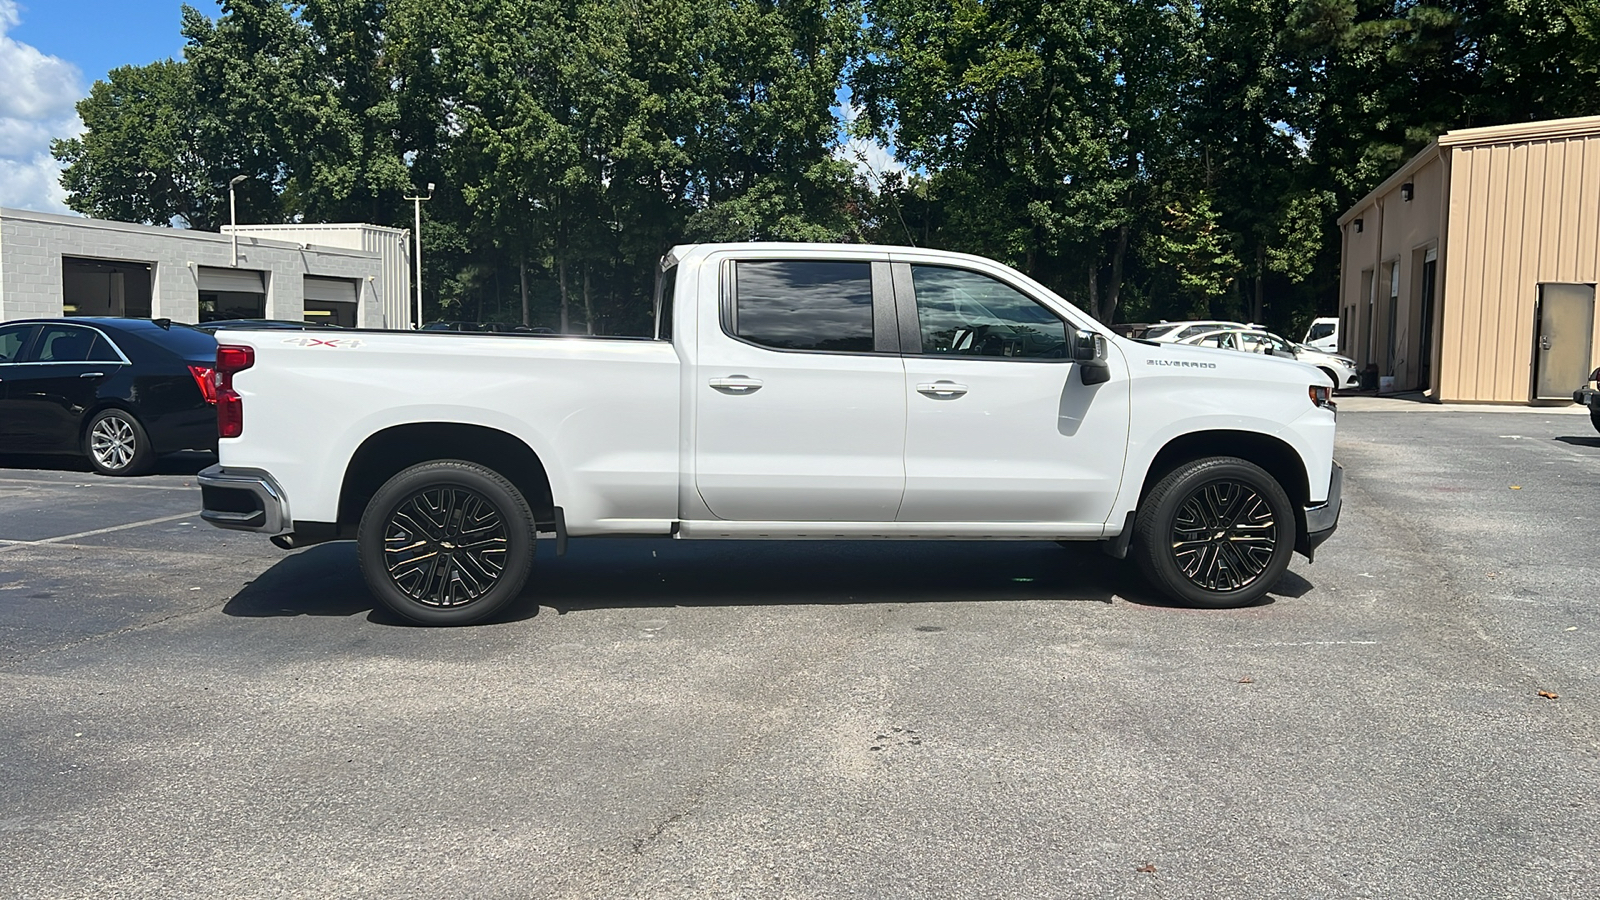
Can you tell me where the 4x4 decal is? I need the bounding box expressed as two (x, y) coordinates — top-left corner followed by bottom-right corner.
(282, 337), (364, 348)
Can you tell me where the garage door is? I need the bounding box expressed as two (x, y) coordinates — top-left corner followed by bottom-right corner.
(197, 267), (266, 293)
(304, 276), (359, 328)
(303, 276), (358, 304)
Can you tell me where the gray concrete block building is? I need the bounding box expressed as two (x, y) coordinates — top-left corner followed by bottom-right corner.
(0, 208), (411, 329)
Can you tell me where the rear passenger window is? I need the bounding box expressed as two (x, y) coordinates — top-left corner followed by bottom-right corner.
(35, 325), (97, 362)
(732, 261), (874, 353)
(86, 335), (122, 362)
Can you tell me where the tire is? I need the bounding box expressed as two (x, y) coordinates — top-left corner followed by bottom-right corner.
(1590, 409), (1600, 435)
(84, 408), (156, 476)
(357, 460), (536, 626)
(1317, 367), (1338, 388)
(1133, 456), (1296, 609)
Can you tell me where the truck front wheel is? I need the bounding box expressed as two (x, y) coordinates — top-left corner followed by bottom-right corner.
(1133, 457), (1296, 608)
(357, 460), (536, 625)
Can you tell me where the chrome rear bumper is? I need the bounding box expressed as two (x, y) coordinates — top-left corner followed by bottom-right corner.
(198, 465), (289, 533)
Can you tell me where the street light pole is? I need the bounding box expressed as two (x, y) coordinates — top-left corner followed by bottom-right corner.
(228, 174), (247, 267)
(402, 183), (435, 329)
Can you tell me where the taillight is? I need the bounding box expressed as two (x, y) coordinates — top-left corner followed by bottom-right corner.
(187, 365), (217, 405)
(216, 345), (255, 439)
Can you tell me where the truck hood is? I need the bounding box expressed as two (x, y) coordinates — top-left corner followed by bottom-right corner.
(1119, 337), (1331, 386)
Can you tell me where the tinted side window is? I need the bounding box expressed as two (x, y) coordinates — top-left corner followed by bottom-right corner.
(35, 325), (97, 362)
(1307, 322), (1334, 341)
(733, 261), (874, 352)
(0, 324), (34, 363)
(87, 334), (122, 362)
(910, 266), (1066, 359)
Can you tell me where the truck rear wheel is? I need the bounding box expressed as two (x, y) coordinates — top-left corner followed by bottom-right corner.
(1133, 456), (1295, 608)
(357, 460), (536, 625)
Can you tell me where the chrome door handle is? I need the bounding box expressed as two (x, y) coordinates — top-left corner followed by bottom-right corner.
(80, 372), (105, 379)
(709, 376), (763, 394)
(916, 381), (969, 398)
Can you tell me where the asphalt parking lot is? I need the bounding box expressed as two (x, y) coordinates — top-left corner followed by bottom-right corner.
(3, 404), (1598, 899)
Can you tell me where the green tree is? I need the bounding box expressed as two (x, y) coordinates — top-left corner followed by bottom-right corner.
(854, 0), (1199, 322)
(52, 60), (220, 228)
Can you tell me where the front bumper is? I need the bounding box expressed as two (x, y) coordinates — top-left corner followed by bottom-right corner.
(197, 464), (289, 533)
(1574, 386), (1598, 408)
(1297, 460), (1342, 561)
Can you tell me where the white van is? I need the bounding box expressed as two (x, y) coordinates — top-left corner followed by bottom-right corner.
(1303, 317), (1338, 353)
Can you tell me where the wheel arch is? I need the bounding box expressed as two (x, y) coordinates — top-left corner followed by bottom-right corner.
(78, 399), (141, 443)
(1139, 429), (1312, 537)
(336, 422), (555, 536)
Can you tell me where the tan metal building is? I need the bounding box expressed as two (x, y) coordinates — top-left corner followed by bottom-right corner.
(1337, 115), (1600, 403)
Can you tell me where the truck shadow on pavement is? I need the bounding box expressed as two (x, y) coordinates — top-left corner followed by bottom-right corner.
(1554, 435), (1600, 448)
(224, 537), (1309, 624)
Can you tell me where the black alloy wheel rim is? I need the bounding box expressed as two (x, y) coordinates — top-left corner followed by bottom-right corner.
(1169, 480), (1278, 592)
(383, 486), (509, 607)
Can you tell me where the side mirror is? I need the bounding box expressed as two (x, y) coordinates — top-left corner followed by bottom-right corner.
(1073, 330), (1111, 385)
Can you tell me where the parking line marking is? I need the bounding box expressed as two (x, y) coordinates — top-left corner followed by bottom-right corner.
(0, 511), (201, 552)
(0, 477), (195, 491)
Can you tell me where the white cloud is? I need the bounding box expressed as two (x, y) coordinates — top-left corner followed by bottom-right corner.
(834, 102), (904, 189)
(0, 0), (83, 213)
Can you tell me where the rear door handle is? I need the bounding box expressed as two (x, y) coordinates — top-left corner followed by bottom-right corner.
(916, 381), (969, 398)
(80, 372), (105, 379)
(709, 376), (763, 394)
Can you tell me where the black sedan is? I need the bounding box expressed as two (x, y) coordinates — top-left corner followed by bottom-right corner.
(1576, 366), (1600, 434)
(0, 318), (219, 476)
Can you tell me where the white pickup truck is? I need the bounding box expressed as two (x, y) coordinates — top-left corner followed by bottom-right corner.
(198, 243), (1342, 624)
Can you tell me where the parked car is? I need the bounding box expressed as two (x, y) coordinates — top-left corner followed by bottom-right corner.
(199, 242), (1342, 625)
(421, 321), (544, 333)
(1143, 320), (1262, 342)
(1178, 327), (1360, 389)
(1303, 317), (1338, 353)
(1575, 367), (1600, 433)
(0, 318), (218, 475)
(196, 319), (341, 333)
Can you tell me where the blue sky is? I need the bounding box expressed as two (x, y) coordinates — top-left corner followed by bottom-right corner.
(0, 0), (220, 213)
(11, 0), (220, 86)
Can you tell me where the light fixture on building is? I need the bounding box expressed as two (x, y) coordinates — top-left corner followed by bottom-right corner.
(403, 182), (436, 330)
(1401, 182), (1414, 202)
(1354, 218), (1364, 233)
(228, 174), (249, 267)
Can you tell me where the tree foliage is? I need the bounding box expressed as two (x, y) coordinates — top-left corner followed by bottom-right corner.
(51, 0), (1600, 332)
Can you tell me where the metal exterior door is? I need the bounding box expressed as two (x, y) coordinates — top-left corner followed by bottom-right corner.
(1535, 284), (1596, 400)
